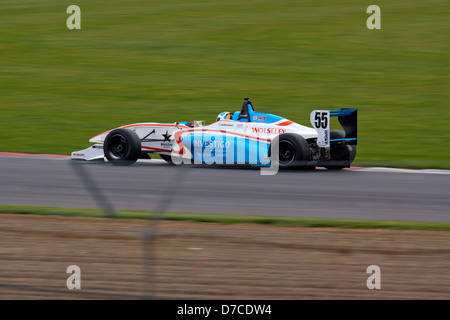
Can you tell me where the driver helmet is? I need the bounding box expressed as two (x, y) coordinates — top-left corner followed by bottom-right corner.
(216, 111), (232, 121)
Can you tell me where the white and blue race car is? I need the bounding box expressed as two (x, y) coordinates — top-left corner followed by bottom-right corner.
(71, 98), (357, 170)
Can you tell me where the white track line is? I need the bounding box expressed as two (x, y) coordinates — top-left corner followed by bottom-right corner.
(350, 167), (450, 175)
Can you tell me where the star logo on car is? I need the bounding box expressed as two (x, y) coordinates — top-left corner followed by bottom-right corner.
(162, 131), (172, 141)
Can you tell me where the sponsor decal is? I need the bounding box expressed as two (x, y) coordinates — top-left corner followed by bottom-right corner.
(162, 130), (172, 142)
(252, 127), (286, 134)
(160, 130), (173, 147)
(219, 123), (233, 127)
(193, 140), (231, 149)
(310, 110), (330, 147)
(251, 163), (271, 167)
(253, 115), (266, 121)
(161, 141), (173, 148)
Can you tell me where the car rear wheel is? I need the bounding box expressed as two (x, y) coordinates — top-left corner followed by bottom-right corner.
(104, 128), (141, 166)
(270, 133), (311, 169)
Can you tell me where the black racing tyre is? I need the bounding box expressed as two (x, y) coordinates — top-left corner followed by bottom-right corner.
(325, 130), (356, 170)
(270, 133), (311, 169)
(104, 128), (141, 166)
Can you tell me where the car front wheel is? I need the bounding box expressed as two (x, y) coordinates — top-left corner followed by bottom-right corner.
(104, 128), (141, 166)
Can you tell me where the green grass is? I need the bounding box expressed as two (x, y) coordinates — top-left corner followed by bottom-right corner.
(1, 0), (449, 168)
(1, 204), (450, 231)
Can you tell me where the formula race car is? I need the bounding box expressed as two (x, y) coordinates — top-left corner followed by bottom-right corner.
(71, 98), (357, 170)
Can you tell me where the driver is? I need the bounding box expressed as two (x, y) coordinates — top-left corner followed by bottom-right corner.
(189, 120), (199, 127)
(216, 111), (233, 121)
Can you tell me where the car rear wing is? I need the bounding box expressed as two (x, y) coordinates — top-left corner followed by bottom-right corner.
(310, 108), (357, 148)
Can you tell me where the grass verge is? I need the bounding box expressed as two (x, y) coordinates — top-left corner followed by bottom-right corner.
(1, 204), (449, 231)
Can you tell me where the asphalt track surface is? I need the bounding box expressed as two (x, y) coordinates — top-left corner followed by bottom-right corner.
(0, 156), (449, 223)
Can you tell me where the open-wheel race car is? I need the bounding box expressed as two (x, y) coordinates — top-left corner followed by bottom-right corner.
(71, 98), (357, 170)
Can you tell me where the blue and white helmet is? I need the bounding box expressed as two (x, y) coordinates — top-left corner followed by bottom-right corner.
(216, 111), (232, 121)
